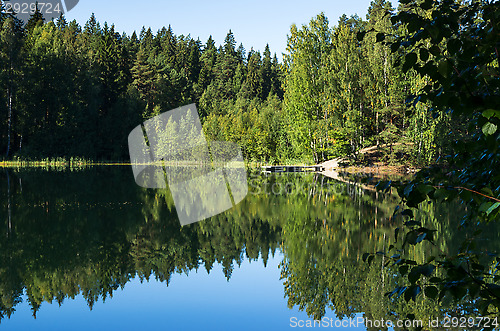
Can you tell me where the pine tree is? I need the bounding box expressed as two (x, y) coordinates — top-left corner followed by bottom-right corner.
(131, 47), (156, 113)
(236, 43), (246, 64)
(56, 12), (67, 30)
(261, 44), (272, 99)
(198, 36), (217, 92)
(218, 30), (239, 97)
(270, 53), (283, 98)
(25, 3), (45, 34)
(242, 49), (262, 99)
(83, 13), (99, 35)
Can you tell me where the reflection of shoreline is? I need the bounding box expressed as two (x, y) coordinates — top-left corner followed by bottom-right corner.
(249, 172), (386, 202)
(256, 169), (392, 195)
(320, 169), (377, 192)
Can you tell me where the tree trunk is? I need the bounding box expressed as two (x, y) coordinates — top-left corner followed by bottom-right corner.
(6, 87), (12, 157)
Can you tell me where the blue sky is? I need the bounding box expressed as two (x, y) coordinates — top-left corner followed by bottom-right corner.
(64, 0), (395, 59)
(1, 253), (368, 331)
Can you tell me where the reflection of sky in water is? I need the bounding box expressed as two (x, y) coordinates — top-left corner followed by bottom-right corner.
(1, 252), (365, 331)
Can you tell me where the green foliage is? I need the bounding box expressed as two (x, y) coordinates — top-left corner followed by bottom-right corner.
(367, 0), (500, 317)
(0, 5), (467, 165)
(0, 14), (284, 162)
(284, 13), (332, 163)
(282, 2), (453, 165)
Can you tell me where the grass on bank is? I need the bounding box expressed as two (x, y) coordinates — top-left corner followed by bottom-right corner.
(0, 157), (131, 170)
(0, 156), (316, 169)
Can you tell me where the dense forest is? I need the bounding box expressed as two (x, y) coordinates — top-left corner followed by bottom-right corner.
(0, 0), (462, 164)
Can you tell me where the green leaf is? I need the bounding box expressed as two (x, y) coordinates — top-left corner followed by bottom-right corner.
(417, 184), (434, 196)
(391, 42), (400, 53)
(408, 269), (420, 284)
(413, 285), (422, 300)
(404, 285), (421, 302)
(424, 286), (439, 299)
(429, 45), (440, 56)
(420, 264), (435, 276)
(450, 285), (467, 299)
(376, 32), (385, 42)
(486, 202), (500, 216)
(447, 39), (461, 54)
(415, 232), (427, 244)
(483, 109), (500, 119)
(418, 228), (436, 243)
(481, 187), (494, 197)
(404, 230), (419, 246)
(427, 25), (439, 41)
(376, 180), (392, 193)
(362, 253), (370, 262)
(357, 31), (366, 41)
(404, 184), (414, 196)
(420, 0), (433, 10)
(404, 220), (421, 227)
(401, 209), (414, 218)
(429, 277), (441, 283)
(482, 122), (498, 136)
(367, 255), (375, 266)
(433, 188), (449, 203)
(403, 53), (418, 72)
(391, 286), (408, 299)
(419, 48), (429, 62)
(407, 192), (426, 207)
(438, 61), (450, 77)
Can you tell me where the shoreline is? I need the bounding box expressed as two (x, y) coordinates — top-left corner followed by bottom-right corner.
(0, 159), (421, 175)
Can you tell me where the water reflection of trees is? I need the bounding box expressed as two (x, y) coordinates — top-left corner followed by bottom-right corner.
(278, 173), (498, 327)
(0, 168), (283, 321)
(0, 169), (496, 326)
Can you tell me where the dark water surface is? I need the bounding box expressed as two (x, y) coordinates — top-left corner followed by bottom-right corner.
(0, 167), (497, 330)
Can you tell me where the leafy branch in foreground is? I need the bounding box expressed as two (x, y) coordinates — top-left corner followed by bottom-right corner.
(362, 0), (500, 317)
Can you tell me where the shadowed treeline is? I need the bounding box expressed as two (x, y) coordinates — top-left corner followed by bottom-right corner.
(0, 1), (463, 165)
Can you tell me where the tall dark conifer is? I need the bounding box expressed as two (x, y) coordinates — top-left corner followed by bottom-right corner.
(261, 44), (272, 99)
(25, 3), (45, 33)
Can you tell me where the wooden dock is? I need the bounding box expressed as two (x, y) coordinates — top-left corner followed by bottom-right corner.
(261, 165), (325, 173)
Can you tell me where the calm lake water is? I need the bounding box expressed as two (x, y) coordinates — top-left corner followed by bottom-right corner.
(0, 167), (497, 330)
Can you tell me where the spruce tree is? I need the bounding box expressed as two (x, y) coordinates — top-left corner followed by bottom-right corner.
(25, 3), (45, 33)
(261, 44), (272, 99)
